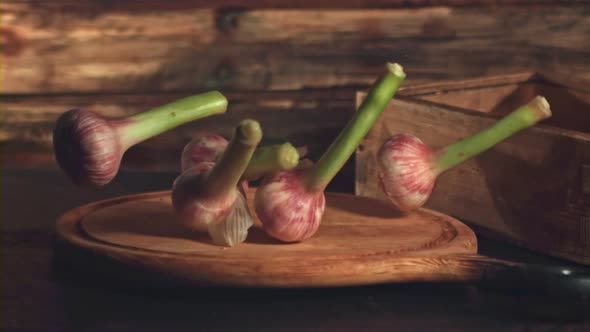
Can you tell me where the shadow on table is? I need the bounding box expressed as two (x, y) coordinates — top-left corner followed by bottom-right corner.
(50, 249), (588, 332)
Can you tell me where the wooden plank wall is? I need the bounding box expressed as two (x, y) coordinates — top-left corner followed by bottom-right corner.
(2, 0), (590, 190)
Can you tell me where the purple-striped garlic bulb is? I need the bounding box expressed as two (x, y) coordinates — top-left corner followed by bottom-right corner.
(378, 96), (552, 212)
(172, 120), (262, 247)
(255, 63), (406, 242)
(53, 92), (227, 187)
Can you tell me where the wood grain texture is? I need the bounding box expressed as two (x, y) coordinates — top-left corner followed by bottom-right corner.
(399, 71), (590, 133)
(56, 189), (478, 287)
(3, 0), (584, 11)
(2, 3), (589, 94)
(355, 73), (590, 264)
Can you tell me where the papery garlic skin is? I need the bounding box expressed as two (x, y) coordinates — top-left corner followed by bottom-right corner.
(254, 170), (325, 242)
(181, 133), (229, 172)
(172, 162), (234, 232)
(208, 191), (253, 246)
(172, 163), (253, 246)
(172, 119), (262, 247)
(377, 134), (437, 212)
(53, 109), (124, 187)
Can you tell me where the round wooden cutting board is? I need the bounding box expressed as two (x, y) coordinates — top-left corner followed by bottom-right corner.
(56, 189), (479, 288)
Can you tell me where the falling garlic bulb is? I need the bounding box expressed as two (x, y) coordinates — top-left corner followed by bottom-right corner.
(378, 96), (552, 212)
(53, 92), (228, 187)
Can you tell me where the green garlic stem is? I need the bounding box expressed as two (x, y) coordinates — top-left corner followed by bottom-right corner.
(206, 119), (262, 200)
(243, 143), (300, 180)
(305, 63), (406, 192)
(434, 96), (551, 174)
(119, 91), (228, 149)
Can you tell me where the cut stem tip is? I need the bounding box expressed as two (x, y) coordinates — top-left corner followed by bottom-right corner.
(237, 119), (263, 145)
(386, 63), (406, 79)
(528, 95), (552, 120)
(278, 143), (300, 170)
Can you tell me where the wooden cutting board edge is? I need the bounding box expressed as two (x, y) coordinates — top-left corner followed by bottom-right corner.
(55, 190), (482, 288)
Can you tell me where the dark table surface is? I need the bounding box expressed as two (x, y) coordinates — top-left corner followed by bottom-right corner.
(2, 169), (589, 332)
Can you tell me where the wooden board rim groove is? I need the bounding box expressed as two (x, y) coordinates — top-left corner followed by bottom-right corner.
(55, 190), (478, 287)
(78, 207), (463, 260)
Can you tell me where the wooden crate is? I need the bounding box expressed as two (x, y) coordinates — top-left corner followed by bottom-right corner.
(355, 71), (590, 264)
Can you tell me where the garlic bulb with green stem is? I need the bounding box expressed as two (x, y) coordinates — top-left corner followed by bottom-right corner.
(181, 135), (300, 181)
(172, 119), (263, 246)
(53, 91), (228, 187)
(254, 63), (406, 242)
(377, 96), (552, 212)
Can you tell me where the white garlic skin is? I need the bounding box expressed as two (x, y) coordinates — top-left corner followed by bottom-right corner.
(172, 162), (253, 247)
(207, 192), (253, 247)
(377, 134), (438, 212)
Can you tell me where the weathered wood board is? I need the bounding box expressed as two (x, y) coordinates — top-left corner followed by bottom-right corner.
(2, 2), (589, 94)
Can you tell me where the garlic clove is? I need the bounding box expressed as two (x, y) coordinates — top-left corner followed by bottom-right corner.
(207, 191), (254, 247)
